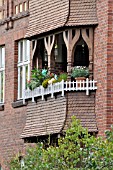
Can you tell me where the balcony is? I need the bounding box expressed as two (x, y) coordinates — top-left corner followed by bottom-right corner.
(23, 79), (97, 104)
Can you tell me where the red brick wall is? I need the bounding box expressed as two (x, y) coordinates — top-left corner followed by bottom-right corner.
(107, 0), (113, 129)
(0, 12), (29, 170)
(94, 0), (113, 136)
(94, 0), (108, 136)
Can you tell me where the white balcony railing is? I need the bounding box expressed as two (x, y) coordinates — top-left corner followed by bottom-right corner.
(23, 78), (97, 104)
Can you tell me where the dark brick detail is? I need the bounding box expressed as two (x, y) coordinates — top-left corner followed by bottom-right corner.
(12, 100), (28, 108)
(0, 104), (4, 111)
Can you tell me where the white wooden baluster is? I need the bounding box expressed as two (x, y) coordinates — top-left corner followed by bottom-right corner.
(51, 83), (53, 98)
(61, 80), (64, 96)
(32, 90), (35, 102)
(76, 81), (78, 90)
(86, 78), (89, 95)
(41, 86), (44, 100)
(90, 80), (92, 90)
(72, 81), (74, 90)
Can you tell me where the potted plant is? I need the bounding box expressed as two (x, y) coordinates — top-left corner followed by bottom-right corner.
(71, 66), (89, 81)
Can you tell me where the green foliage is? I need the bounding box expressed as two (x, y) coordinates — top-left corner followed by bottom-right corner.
(58, 73), (68, 82)
(71, 66), (89, 78)
(42, 79), (50, 88)
(10, 117), (113, 170)
(27, 68), (47, 90)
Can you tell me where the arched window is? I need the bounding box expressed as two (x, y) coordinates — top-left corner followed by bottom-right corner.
(74, 36), (89, 67)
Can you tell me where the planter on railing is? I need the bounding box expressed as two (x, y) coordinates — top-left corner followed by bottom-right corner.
(23, 78), (97, 104)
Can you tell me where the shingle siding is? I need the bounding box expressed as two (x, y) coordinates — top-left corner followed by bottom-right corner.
(25, 0), (98, 38)
(25, 0), (69, 38)
(21, 95), (67, 138)
(21, 92), (97, 139)
(64, 92), (97, 132)
(66, 0), (98, 26)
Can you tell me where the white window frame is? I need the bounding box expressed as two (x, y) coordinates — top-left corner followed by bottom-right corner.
(18, 39), (30, 99)
(0, 46), (5, 104)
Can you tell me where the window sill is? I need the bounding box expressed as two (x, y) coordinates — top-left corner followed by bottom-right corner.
(12, 100), (28, 108)
(0, 104), (4, 111)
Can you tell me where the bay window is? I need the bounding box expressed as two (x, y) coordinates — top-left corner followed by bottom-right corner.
(0, 46), (5, 103)
(18, 39), (30, 99)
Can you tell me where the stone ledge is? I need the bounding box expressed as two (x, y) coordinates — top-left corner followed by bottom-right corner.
(12, 100), (28, 108)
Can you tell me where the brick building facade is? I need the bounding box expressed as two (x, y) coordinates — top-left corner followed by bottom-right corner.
(0, 0), (113, 169)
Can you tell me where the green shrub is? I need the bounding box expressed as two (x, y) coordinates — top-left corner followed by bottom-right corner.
(10, 117), (113, 170)
(71, 66), (89, 78)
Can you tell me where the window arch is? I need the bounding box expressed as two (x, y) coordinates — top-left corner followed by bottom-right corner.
(74, 36), (89, 67)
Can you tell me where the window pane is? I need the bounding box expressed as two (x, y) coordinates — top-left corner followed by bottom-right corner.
(15, 5), (18, 14)
(0, 71), (4, 103)
(24, 40), (30, 61)
(24, 40), (28, 61)
(25, 65), (28, 89)
(0, 0), (3, 6)
(19, 41), (23, 62)
(2, 47), (5, 67)
(18, 67), (23, 98)
(0, 11), (2, 20)
(19, 4), (22, 12)
(0, 49), (2, 68)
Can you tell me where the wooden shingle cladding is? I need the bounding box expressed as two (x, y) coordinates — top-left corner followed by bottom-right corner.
(25, 0), (69, 38)
(21, 95), (67, 138)
(64, 92), (97, 132)
(66, 0), (98, 26)
(21, 92), (97, 139)
(25, 0), (98, 38)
